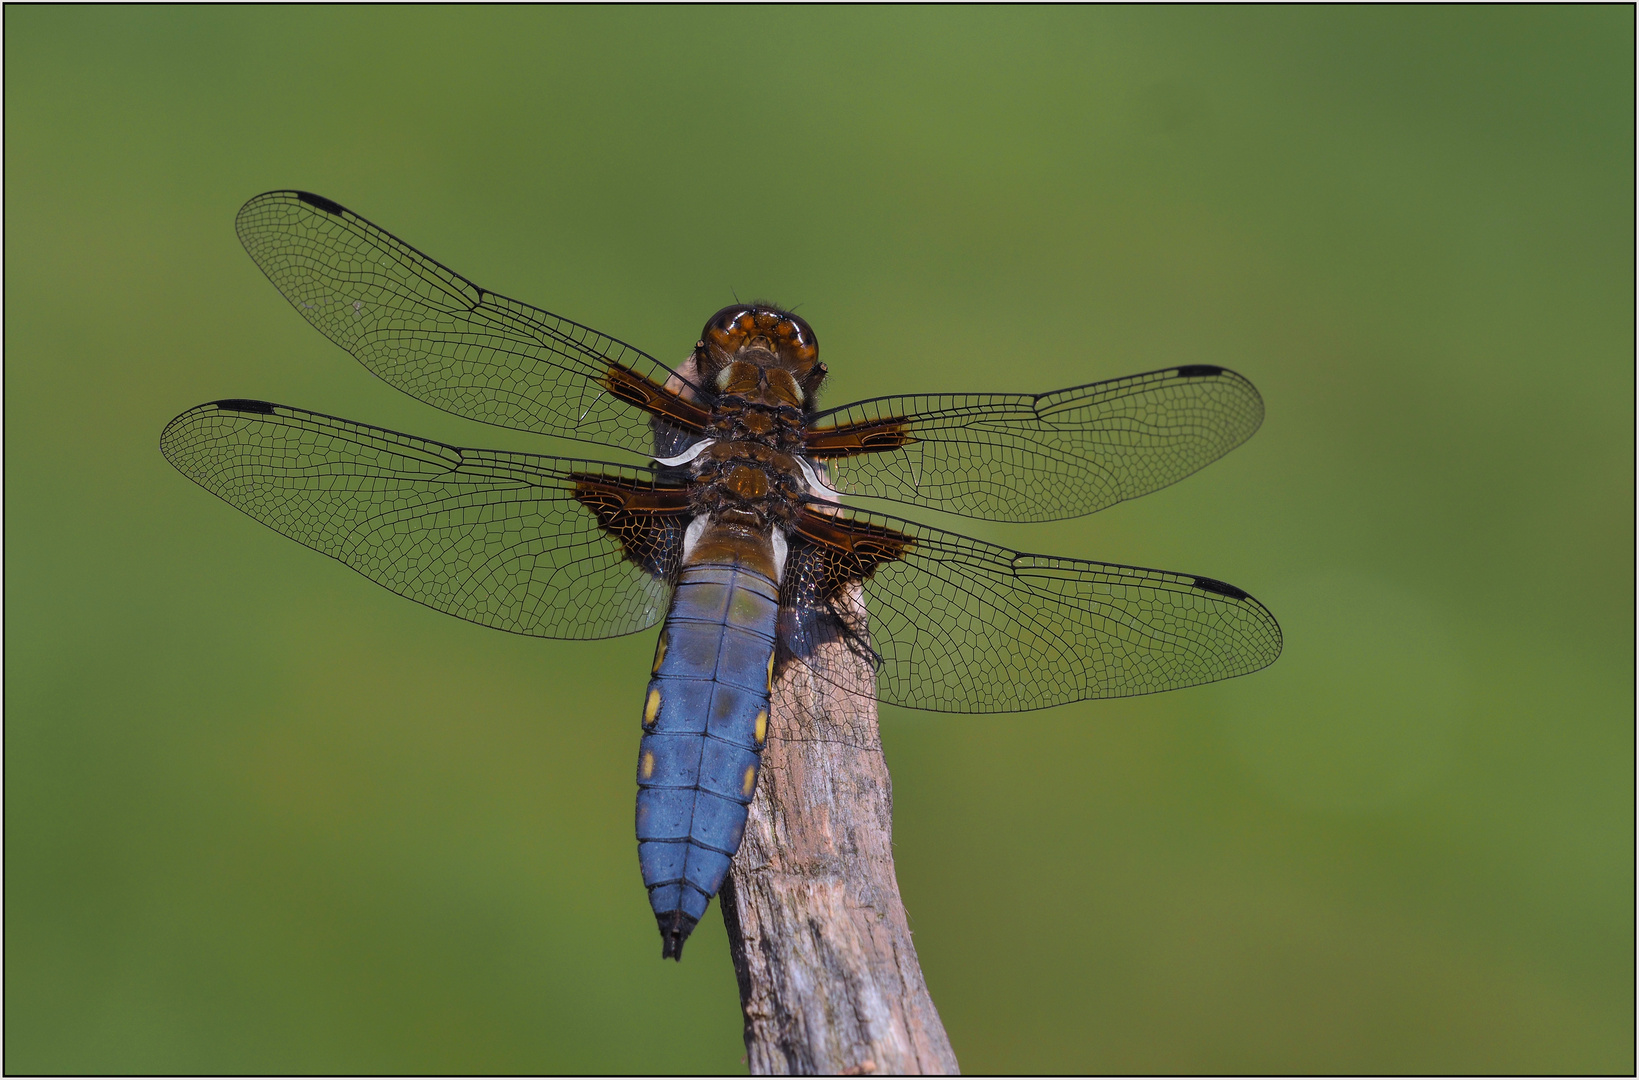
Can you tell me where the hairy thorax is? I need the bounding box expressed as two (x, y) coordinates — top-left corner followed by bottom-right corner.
(671, 304), (830, 577)
(692, 431), (808, 531)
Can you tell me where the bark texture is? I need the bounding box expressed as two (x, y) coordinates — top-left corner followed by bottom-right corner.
(723, 608), (959, 1076)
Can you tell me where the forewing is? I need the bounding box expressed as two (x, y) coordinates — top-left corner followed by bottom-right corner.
(785, 503), (1281, 712)
(235, 191), (709, 456)
(160, 400), (690, 639)
(805, 365), (1264, 522)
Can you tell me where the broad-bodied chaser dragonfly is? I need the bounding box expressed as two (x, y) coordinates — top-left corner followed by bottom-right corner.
(162, 192), (1281, 960)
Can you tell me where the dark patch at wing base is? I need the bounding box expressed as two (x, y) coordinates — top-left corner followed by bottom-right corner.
(600, 364), (713, 434)
(571, 474), (692, 579)
(789, 507), (915, 587)
(775, 513), (914, 674)
(804, 417), (916, 458)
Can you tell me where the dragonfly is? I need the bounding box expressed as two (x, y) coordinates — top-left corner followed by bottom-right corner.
(161, 191), (1282, 960)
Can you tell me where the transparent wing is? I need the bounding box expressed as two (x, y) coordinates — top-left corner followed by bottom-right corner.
(806, 365), (1264, 522)
(784, 503), (1281, 713)
(160, 400), (690, 639)
(235, 191), (706, 456)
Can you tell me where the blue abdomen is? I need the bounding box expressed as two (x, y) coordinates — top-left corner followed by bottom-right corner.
(635, 561), (777, 958)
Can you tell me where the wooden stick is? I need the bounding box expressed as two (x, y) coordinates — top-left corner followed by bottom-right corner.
(722, 595), (960, 1076)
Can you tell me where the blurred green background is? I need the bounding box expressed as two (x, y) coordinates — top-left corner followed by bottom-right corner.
(5, 6), (1632, 1074)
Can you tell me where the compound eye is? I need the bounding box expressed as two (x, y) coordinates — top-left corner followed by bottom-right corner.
(703, 305), (752, 351)
(701, 305), (819, 369)
(708, 305), (750, 329)
(778, 313), (818, 365)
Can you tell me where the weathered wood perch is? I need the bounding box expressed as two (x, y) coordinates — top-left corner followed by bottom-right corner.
(722, 598), (960, 1076)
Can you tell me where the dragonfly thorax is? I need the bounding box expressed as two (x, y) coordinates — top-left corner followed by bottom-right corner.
(691, 440), (807, 532)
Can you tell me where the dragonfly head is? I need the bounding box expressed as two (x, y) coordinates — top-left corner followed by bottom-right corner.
(697, 304), (826, 408)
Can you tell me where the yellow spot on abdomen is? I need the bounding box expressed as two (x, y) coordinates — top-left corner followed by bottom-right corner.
(766, 651), (776, 689)
(643, 688), (662, 726)
(652, 631), (668, 673)
(754, 709), (768, 746)
(641, 751), (656, 780)
(742, 765), (757, 797)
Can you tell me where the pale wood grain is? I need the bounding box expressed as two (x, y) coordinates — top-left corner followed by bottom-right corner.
(723, 589), (959, 1076)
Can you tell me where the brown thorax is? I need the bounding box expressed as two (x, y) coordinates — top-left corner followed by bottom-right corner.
(692, 440), (806, 531)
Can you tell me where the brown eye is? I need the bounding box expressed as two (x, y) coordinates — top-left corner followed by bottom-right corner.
(781, 313), (816, 353)
(702, 306), (750, 349)
(700, 305), (818, 372)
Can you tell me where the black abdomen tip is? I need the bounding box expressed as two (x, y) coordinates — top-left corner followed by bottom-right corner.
(658, 912), (699, 961)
